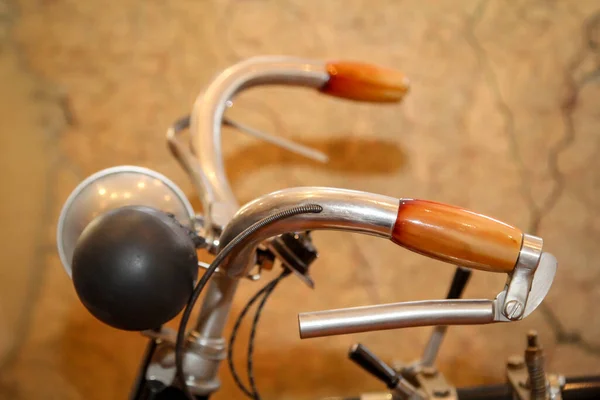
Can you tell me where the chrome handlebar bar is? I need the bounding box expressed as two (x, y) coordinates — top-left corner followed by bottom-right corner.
(190, 57), (330, 228)
(218, 187), (399, 278)
(182, 52), (556, 350)
(187, 56), (409, 233)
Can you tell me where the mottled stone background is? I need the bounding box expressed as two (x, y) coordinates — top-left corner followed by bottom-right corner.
(1, 0), (599, 399)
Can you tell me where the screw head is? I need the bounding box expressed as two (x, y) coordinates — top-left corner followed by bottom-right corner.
(507, 355), (525, 369)
(503, 300), (524, 320)
(527, 330), (542, 349)
(558, 375), (566, 387)
(422, 366), (438, 377)
(519, 380), (529, 389)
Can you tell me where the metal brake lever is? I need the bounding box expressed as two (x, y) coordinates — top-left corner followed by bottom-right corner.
(297, 252), (557, 338)
(222, 116), (329, 163)
(167, 115), (218, 246)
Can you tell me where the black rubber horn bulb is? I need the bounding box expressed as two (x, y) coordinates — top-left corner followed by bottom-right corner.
(71, 205), (198, 331)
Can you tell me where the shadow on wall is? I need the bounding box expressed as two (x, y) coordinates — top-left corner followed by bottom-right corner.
(59, 306), (145, 399)
(187, 134), (407, 211)
(225, 135), (407, 182)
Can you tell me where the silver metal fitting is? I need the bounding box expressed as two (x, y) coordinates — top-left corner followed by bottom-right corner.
(525, 331), (549, 400)
(414, 365), (457, 400)
(502, 234), (543, 320)
(506, 331), (563, 400)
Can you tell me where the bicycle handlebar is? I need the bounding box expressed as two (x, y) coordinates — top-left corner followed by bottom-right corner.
(57, 55), (559, 398)
(189, 56), (410, 230)
(218, 187), (398, 277)
(218, 187), (533, 278)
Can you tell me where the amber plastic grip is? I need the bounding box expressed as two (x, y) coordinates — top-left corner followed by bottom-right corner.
(321, 61), (410, 103)
(391, 200), (523, 273)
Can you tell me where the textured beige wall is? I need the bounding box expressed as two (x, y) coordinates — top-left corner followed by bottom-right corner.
(1, 0), (599, 399)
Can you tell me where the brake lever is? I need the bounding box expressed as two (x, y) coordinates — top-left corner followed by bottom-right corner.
(297, 252), (557, 338)
(222, 117), (329, 163)
(167, 115), (219, 246)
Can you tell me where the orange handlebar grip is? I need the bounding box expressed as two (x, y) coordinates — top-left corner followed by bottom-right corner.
(391, 199), (523, 273)
(321, 61), (410, 103)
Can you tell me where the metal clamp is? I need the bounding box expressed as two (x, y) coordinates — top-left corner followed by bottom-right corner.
(494, 251), (557, 323)
(415, 367), (457, 400)
(141, 327), (226, 395)
(501, 234), (543, 320)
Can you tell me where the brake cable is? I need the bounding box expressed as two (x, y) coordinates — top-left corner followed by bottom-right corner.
(228, 269), (291, 399)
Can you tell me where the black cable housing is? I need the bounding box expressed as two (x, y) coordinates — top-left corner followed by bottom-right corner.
(227, 270), (289, 398)
(175, 204), (323, 400)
